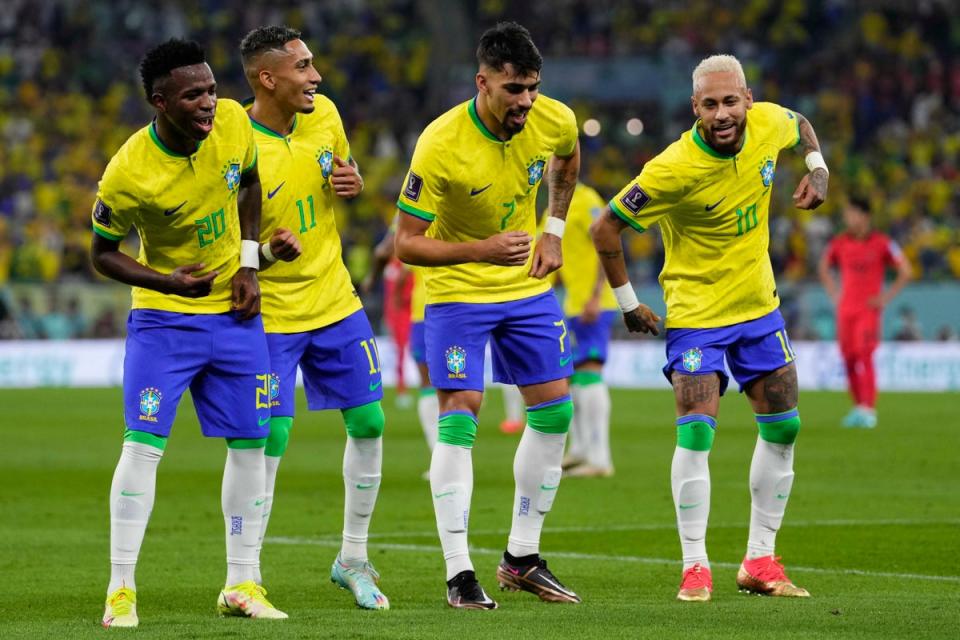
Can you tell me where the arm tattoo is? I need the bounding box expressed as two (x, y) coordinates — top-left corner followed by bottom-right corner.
(598, 249), (622, 259)
(760, 366), (799, 413)
(547, 163), (576, 220)
(672, 373), (720, 413)
(796, 113), (821, 156)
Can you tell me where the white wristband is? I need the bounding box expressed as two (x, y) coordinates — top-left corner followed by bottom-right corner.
(612, 282), (640, 313)
(544, 216), (565, 239)
(260, 241), (277, 263)
(805, 151), (829, 174)
(240, 239), (260, 270)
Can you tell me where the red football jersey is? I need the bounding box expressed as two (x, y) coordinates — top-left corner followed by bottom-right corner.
(825, 231), (904, 312)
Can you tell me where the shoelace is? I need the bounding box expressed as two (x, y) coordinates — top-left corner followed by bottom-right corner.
(231, 581), (274, 609)
(108, 590), (135, 616)
(750, 556), (789, 581)
(341, 560), (381, 584)
(682, 564), (710, 589)
(536, 560), (567, 587)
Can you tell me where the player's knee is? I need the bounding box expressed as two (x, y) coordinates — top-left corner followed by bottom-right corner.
(526, 396), (573, 434)
(343, 401), (385, 439)
(437, 411), (478, 448)
(265, 416), (293, 457)
(756, 408), (801, 444)
(226, 436), (267, 449)
(676, 414), (716, 451)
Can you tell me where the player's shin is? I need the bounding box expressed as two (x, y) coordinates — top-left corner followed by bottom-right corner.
(748, 409), (800, 559)
(108, 431), (166, 594)
(254, 416), (292, 584)
(417, 387), (439, 451)
(341, 401), (386, 562)
(507, 397), (573, 558)
(565, 374), (587, 464)
(432, 411), (477, 579)
(222, 440), (267, 587)
(577, 371), (612, 469)
(672, 415), (715, 570)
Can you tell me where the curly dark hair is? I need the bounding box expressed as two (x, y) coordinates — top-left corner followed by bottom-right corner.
(847, 196), (872, 215)
(476, 21), (542, 77)
(138, 38), (206, 102)
(240, 25), (303, 65)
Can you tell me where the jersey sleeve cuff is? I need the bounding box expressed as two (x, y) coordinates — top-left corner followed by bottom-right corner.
(93, 225), (124, 241)
(608, 200), (646, 233)
(397, 200), (436, 222)
(242, 147), (258, 173)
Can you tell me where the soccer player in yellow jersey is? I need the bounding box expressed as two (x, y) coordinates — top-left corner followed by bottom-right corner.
(591, 54), (829, 602)
(396, 22), (581, 608)
(91, 39), (289, 627)
(543, 183), (618, 478)
(239, 26), (388, 610)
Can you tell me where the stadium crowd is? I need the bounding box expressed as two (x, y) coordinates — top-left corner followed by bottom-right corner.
(1, 0), (958, 338)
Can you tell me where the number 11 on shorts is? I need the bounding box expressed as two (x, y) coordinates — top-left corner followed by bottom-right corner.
(360, 339), (381, 374)
(775, 330), (796, 363)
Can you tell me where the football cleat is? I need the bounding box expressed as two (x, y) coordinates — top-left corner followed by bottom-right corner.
(331, 554), (390, 610)
(737, 555), (810, 597)
(676, 563), (712, 602)
(496, 556), (581, 603)
(563, 463), (615, 478)
(446, 570), (498, 609)
(102, 586), (138, 628)
(217, 580), (288, 618)
(499, 419), (524, 435)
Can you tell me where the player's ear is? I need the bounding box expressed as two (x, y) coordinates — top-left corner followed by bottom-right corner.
(744, 87), (754, 109)
(476, 71), (488, 95)
(259, 69), (276, 91)
(690, 95), (699, 118)
(149, 90), (166, 112)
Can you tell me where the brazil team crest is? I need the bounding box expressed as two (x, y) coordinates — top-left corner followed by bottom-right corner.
(316, 149), (334, 179)
(681, 348), (703, 373)
(223, 161), (241, 191)
(269, 373), (281, 407)
(526, 158), (546, 185)
(445, 346), (467, 379)
(138, 387), (162, 422)
(760, 158), (775, 187)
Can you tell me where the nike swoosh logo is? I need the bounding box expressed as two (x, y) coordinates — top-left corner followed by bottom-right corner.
(559, 355), (572, 367)
(470, 184), (492, 196)
(164, 201), (187, 216)
(258, 417), (270, 426)
(120, 490), (146, 497)
(678, 502), (702, 510)
(267, 181), (286, 199)
(369, 379), (382, 391)
(540, 484), (559, 491)
(776, 493), (790, 500)
(705, 197), (726, 211)
(356, 483), (376, 489)
(433, 491), (455, 499)
(254, 498), (266, 506)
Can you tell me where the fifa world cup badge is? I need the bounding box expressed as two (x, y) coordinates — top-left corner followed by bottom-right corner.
(445, 346), (467, 379)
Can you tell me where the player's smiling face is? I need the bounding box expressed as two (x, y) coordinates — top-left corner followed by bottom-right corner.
(478, 63), (541, 136)
(692, 71), (753, 155)
(152, 62), (217, 141)
(266, 39), (323, 114)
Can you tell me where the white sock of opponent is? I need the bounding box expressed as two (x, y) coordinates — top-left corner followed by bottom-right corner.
(108, 441), (163, 594)
(431, 442), (474, 580)
(417, 390), (439, 451)
(579, 380), (612, 469)
(507, 427), (566, 557)
(747, 438), (795, 560)
(672, 447), (711, 570)
(223, 447), (265, 586)
(341, 436), (383, 561)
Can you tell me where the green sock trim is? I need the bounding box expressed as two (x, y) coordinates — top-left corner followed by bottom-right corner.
(526, 399), (574, 435)
(226, 437), (267, 449)
(571, 370), (603, 386)
(677, 422), (715, 451)
(437, 412), (478, 448)
(419, 386), (437, 397)
(757, 416), (801, 444)
(265, 416), (293, 457)
(342, 401), (386, 438)
(123, 428), (167, 451)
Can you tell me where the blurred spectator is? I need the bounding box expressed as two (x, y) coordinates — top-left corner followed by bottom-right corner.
(16, 295), (44, 339)
(892, 306), (923, 341)
(935, 324), (957, 342)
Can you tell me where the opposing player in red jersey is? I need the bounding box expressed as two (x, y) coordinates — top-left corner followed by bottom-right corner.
(818, 198), (911, 428)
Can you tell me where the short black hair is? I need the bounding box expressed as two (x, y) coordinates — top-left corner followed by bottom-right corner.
(240, 25), (302, 66)
(847, 196), (871, 215)
(476, 21), (542, 77)
(139, 38), (206, 101)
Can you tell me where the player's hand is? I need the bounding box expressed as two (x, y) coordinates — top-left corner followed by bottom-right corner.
(231, 267), (261, 320)
(165, 263), (218, 298)
(867, 294), (884, 309)
(582, 296), (601, 323)
(331, 155), (363, 199)
(529, 232), (562, 279)
(793, 168), (828, 210)
(477, 231), (531, 266)
(266, 227), (302, 262)
(623, 304), (661, 336)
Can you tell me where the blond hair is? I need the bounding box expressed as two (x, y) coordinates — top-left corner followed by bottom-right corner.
(692, 54), (746, 94)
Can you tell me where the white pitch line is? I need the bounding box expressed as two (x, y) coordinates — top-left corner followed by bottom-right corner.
(268, 536), (960, 584)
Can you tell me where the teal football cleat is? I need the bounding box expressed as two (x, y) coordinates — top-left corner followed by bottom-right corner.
(331, 554), (390, 610)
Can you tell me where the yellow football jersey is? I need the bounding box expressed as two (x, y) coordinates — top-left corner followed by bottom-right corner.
(540, 183), (618, 317)
(609, 102), (801, 329)
(397, 95), (578, 304)
(92, 99), (257, 314)
(249, 95), (361, 333)
(410, 266), (426, 322)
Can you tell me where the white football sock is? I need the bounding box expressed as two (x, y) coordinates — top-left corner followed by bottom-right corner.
(341, 436), (383, 561)
(566, 383), (587, 461)
(507, 427), (566, 557)
(502, 384), (524, 423)
(417, 392), (439, 451)
(430, 443), (474, 580)
(747, 438), (795, 560)
(671, 447), (711, 570)
(108, 441), (163, 594)
(253, 454), (282, 584)
(580, 381), (612, 468)
(223, 447), (265, 586)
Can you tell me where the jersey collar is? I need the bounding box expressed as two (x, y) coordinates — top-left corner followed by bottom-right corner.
(468, 97), (505, 144)
(691, 121), (745, 160)
(149, 120), (201, 158)
(248, 113), (299, 139)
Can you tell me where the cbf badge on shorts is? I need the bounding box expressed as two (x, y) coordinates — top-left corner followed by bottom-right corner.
(269, 373), (281, 407)
(138, 387), (162, 423)
(682, 348), (703, 373)
(445, 346), (467, 379)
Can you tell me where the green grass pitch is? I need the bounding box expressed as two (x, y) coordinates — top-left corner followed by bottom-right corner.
(1, 387), (957, 639)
